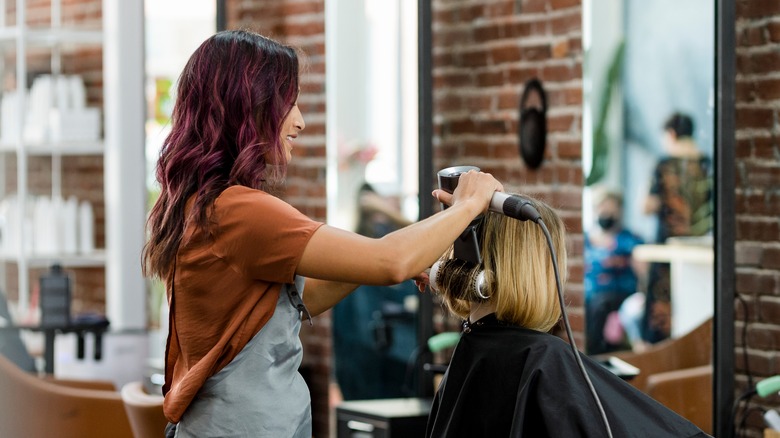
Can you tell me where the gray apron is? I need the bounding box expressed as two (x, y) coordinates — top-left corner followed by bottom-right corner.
(175, 276), (311, 437)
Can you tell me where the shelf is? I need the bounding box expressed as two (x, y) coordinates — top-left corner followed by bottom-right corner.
(632, 243), (714, 264)
(0, 27), (102, 47)
(0, 140), (103, 156)
(0, 250), (106, 268)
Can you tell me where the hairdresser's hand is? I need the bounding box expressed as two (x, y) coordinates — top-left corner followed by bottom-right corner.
(413, 270), (430, 293)
(432, 170), (503, 214)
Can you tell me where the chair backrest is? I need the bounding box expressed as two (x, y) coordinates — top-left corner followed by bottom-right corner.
(121, 380), (168, 438)
(0, 354), (133, 438)
(645, 364), (713, 435)
(612, 317), (713, 392)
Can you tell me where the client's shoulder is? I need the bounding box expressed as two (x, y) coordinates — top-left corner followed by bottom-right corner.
(467, 324), (571, 357)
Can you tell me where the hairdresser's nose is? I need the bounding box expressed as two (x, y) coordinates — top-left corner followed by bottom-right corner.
(293, 106), (305, 131)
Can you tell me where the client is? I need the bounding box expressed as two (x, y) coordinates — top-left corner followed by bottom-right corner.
(425, 196), (709, 437)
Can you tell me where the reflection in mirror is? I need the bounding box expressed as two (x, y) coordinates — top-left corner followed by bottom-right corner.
(325, 0), (420, 406)
(583, 0), (714, 352)
(582, 0), (715, 431)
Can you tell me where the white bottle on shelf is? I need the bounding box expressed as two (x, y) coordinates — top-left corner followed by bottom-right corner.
(55, 75), (71, 112)
(1, 196), (19, 255)
(0, 90), (22, 145)
(79, 200), (94, 254)
(34, 196), (59, 255)
(61, 196), (79, 255)
(25, 75), (53, 143)
(0, 197), (10, 254)
(22, 198), (35, 256)
(69, 75), (87, 110)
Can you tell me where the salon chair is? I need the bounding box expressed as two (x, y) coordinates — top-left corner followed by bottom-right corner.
(611, 317), (713, 434)
(121, 380), (167, 438)
(0, 354), (133, 438)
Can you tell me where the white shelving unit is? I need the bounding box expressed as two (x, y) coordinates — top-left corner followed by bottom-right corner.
(0, 250), (106, 269)
(0, 140), (103, 155)
(0, 26), (102, 45)
(0, 0), (147, 385)
(0, 0), (105, 316)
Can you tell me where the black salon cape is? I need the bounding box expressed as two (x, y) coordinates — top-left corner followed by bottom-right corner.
(426, 315), (710, 438)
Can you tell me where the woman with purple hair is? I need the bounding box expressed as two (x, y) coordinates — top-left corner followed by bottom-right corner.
(143, 30), (502, 437)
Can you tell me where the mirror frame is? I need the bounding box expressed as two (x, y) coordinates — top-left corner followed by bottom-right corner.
(714, 0), (735, 436)
(417, 0), (736, 435)
(417, 0), (435, 398)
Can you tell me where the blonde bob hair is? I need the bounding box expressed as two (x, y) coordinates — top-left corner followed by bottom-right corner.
(436, 196), (567, 333)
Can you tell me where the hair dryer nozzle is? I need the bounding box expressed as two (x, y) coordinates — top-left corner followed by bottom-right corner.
(437, 165), (481, 211)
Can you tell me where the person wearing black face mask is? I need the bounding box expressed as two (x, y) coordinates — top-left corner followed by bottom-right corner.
(597, 214), (618, 231)
(584, 190), (646, 355)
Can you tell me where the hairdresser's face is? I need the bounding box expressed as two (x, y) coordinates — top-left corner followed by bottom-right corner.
(281, 100), (305, 163)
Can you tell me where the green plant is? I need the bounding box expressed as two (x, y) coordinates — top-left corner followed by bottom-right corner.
(586, 40), (625, 186)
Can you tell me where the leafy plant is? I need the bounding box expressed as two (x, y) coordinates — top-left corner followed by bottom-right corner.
(586, 40), (625, 186)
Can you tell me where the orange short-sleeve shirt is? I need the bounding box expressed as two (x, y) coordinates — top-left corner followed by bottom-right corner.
(163, 185), (323, 422)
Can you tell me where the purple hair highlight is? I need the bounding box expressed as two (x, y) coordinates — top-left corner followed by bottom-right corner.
(144, 30), (300, 279)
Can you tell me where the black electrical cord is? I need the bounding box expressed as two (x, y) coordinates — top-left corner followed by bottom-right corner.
(731, 388), (757, 438)
(731, 294), (754, 438)
(738, 405), (766, 437)
(538, 218), (613, 438)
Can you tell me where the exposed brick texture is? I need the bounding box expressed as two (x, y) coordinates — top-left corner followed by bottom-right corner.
(8, 0), (773, 437)
(735, 1), (780, 436)
(226, 0), (585, 434)
(226, 1), (330, 434)
(430, 0), (585, 343)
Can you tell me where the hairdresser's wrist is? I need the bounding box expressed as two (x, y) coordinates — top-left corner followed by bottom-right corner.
(450, 197), (486, 219)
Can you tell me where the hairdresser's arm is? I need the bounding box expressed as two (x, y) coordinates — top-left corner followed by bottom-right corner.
(303, 272), (429, 317)
(644, 194), (661, 214)
(296, 171), (501, 288)
(298, 208), (474, 316)
(303, 279), (359, 317)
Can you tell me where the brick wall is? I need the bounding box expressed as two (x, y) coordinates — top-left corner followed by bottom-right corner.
(2, 0), (106, 315)
(734, 1), (780, 436)
(428, 1), (780, 436)
(225, 0), (585, 433)
(6, 0), (771, 436)
(225, 0), (584, 434)
(226, 1), (330, 434)
(430, 0), (585, 342)
(11, 0), (771, 436)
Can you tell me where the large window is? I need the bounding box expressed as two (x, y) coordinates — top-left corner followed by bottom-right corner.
(143, 0), (215, 356)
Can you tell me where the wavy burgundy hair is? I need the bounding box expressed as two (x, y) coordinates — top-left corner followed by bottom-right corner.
(143, 30), (300, 279)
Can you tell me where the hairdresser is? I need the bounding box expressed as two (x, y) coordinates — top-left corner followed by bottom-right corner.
(142, 30), (502, 438)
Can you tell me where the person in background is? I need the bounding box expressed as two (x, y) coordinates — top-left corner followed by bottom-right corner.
(142, 30), (503, 437)
(584, 189), (645, 354)
(423, 197), (709, 437)
(332, 183), (419, 401)
(642, 112), (712, 343)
